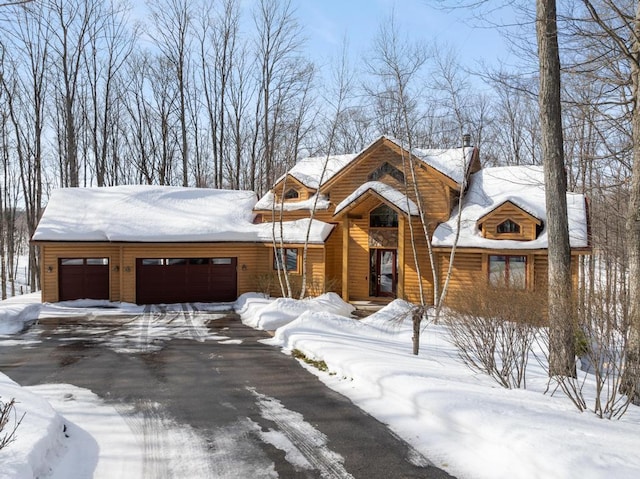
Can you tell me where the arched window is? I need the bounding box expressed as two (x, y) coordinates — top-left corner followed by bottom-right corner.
(497, 219), (520, 234)
(370, 204), (398, 227)
(284, 188), (299, 200)
(368, 162), (405, 183)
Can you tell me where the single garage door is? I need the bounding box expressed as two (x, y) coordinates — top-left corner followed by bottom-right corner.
(136, 257), (237, 305)
(58, 258), (110, 301)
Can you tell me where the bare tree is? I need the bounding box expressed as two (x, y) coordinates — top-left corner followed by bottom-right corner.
(148, 0), (193, 187)
(82, 0), (135, 186)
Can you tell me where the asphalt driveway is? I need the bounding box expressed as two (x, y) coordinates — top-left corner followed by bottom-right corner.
(0, 306), (455, 478)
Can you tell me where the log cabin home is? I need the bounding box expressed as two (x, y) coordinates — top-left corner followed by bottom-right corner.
(32, 135), (590, 307)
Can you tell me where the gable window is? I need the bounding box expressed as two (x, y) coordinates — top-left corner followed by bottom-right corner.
(497, 219), (520, 234)
(368, 162), (405, 183)
(370, 204), (398, 228)
(284, 188), (299, 200)
(489, 255), (526, 289)
(274, 248), (298, 271)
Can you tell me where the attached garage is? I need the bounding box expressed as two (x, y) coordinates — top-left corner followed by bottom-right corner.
(32, 185), (334, 305)
(58, 257), (110, 301)
(136, 257), (237, 304)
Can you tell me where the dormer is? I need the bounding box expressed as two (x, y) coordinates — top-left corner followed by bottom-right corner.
(273, 174), (313, 202)
(477, 201), (542, 241)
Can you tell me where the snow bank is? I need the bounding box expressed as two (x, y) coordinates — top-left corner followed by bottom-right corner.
(235, 292), (354, 330)
(261, 299), (640, 479)
(0, 373), (66, 479)
(0, 303), (41, 335)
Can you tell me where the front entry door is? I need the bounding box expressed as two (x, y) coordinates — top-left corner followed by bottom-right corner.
(370, 249), (397, 297)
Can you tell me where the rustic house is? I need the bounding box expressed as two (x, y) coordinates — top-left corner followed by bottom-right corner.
(32, 135), (590, 305)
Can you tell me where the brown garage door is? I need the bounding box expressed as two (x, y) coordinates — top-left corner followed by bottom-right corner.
(59, 258), (110, 301)
(136, 257), (237, 305)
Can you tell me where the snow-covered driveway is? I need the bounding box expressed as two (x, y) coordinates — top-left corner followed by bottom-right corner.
(1, 307), (451, 478)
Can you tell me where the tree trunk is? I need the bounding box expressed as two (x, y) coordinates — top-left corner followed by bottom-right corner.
(536, 0), (576, 376)
(624, 2), (640, 404)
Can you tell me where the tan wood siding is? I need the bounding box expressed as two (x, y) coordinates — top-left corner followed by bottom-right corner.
(253, 210), (335, 223)
(347, 218), (370, 300)
(401, 218), (434, 303)
(324, 223), (342, 293)
(436, 252), (482, 307)
(262, 245), (326, 297)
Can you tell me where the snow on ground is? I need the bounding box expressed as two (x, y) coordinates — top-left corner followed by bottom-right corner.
(0, 297), (236, 353)
(3, 293), (640, 478)
(235, 292), (354, 330)
(260, 298), (640, 479)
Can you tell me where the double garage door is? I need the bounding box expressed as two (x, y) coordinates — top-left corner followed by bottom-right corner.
(58, 256), (237, 304)
(136, 257), (237, 304)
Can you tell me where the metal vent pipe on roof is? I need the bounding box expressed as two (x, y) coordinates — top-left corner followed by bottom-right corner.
(463, 133), (471, 147)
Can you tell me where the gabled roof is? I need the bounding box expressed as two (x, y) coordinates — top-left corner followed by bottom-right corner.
(32, 185), (333, 244)
(476, 199), (543, 226)
(383, 136), (477, 186)
(334, 181), (419, 217)
(433, 166), (589, 249)
(269, 136), (476, 194)
(274, 153), (358, 190)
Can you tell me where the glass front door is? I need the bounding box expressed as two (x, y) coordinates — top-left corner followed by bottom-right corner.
(370, 249), (397, 297)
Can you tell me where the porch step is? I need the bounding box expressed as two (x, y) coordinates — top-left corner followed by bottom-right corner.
(349, 300), (392, 318)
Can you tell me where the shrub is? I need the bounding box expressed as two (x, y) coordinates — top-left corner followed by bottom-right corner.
(0, 397), (25, 451)
(254, 273), (340, 299)
(444, 285), (545, 389)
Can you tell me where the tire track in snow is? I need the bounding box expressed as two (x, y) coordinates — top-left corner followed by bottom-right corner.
(181, 303), (208, 342)
(116, 400), (214, 479)
(250, 388), (354, 479)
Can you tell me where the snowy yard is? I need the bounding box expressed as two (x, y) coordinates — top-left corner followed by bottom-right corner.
(1, 292), (640, 478)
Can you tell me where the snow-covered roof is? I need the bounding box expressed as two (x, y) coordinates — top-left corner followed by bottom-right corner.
(384, 136), (475, 185)
(334, 181), (419, 216)
(432, 166), (589, 249)
(254, 191), (331, 211)
(32, 185), (333, 244)
(278, 153), (358, 190)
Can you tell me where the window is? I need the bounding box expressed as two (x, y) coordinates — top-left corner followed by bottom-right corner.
(368, 162), (405, 183)
(60, 258), (84, 265)
(141, 258), (163, 266)
(497, 219), (520, 234)
(274, 248), (298, 271)
(166, 258), (188, 265)
(60, 258), (108, 266)
(211, 258), (232, 265)
(284, 188), (299, 199)
(370, 204), (398, 228)
(489, 255), (526, 289)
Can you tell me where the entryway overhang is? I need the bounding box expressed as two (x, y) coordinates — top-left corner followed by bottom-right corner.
(332, 181), (419, 219)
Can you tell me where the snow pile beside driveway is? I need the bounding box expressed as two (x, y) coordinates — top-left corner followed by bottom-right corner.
(0, 304), (41, 335)
(0, 293), (42, 335)
(235, 292), (354, 330)
(263, 300), (640, 479)
(0, 373), (66, 479)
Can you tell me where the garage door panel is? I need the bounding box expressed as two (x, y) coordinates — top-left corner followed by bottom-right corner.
(59, 258), (110, 301)
(136, 258), (237, 304)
